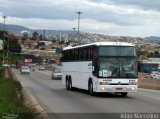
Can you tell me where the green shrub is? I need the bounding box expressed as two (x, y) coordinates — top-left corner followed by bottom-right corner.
(0, 78), (33, 118)
(0, 66), (4, 77)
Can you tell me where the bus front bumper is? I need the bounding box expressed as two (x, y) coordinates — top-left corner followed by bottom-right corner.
(95, 85), (137, 93)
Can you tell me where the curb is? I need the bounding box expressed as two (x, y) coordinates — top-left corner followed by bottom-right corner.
(22, 88), (49, 119)
(9, 69), (49, 119)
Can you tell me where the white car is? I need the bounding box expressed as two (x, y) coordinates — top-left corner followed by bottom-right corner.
(146, 71), (160, 80)
(51, 70), (62, 80)
(21, 66), (30, 74)
(39, 65), (45, 71)
(2, 64), (10, 67)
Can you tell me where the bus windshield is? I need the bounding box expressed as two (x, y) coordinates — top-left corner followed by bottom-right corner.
(99, 46), (136, 56)
(98, 58), (137, 78)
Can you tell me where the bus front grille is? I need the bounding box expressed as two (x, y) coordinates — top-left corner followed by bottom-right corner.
(109, 83), (129, 85)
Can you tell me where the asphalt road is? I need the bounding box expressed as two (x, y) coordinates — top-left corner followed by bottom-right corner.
(12, 68), (160, 119)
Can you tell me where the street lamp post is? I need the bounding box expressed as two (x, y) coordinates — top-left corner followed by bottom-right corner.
(2, 16), (6, 63)
(72, 27), (76, 43)
(76, 11), (82, 45)
(72, 27), (76, 34)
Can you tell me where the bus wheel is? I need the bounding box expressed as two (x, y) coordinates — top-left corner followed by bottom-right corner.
(121, 92), (128, 97)
(68, 80), (73, 90)
(66, 80), (69, 90)
(88, 82), (94, 96)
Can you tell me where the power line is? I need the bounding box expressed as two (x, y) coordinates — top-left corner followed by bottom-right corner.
(2, 16), (7, 63)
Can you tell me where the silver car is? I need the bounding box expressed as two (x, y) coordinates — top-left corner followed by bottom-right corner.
(51, 70), (62, 80)
(39, 65), (45, 71)
(2, 64), (10, 67)
(21, 66), (30, 74)
(146, 71), (160, 80)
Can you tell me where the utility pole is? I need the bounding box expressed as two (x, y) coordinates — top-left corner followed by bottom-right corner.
(76, 11), (82, 45)
(44, 29), (45, 40)
(72, 27), (76, 34)
(2, 16), (6, 63)
(72, 27), (76, 42)
(60, 32), (61, 41)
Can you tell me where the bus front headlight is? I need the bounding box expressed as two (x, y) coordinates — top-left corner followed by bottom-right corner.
(132, 86), (137, 91)
(129, 82), (137, 85)
(101, 87), (105, 91)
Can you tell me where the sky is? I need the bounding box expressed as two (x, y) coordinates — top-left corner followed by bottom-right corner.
(0, 0), (160, 37)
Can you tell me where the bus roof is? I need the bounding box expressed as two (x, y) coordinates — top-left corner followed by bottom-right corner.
(63, 42), (135, 50)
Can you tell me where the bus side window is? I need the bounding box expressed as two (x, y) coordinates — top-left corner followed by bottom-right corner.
(90, 47), (93, 59)
(93, 47), (97, 58)
(89, 46), (96, 59)
(79, 48), (83, 60)
(71, 50), (74, 61)
(62, 51), (65, 61)
(78, 49), (80, 60)
(85, 48), (88, 60)
(82, 49), (85, 60)
(75, 49), (78, 60)
(66, 50), (70, 61)
(92, 58), (98, 77)
(88, 48), (91, 59)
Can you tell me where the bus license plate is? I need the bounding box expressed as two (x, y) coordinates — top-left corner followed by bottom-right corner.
(116, 87), (123, 90)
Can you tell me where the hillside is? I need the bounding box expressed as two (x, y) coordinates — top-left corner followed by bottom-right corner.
(70, 32), (150, 46)
(0, 23), (74, 36)
(145, 36), (160, 42)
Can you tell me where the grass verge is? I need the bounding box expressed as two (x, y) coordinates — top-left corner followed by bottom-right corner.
(138, 79), (160, 90)
(0, 77), (34, 119)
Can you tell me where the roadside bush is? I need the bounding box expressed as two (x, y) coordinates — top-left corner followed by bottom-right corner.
(0, 66), (4, 77)
(0, 78), (33, 118)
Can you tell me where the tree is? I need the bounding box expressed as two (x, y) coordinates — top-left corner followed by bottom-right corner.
(52, 39), (57, 43)
(154, 51), (159, 57)
(35, 42), (45, 49)
(21, 32), (29, 43)
(38, 42), (45, 47)
(137, 50), (149, 60)
(39, 34), (43, 41)
(0, 30), (21, 53)
(9, 40), (21, 53)
(59, 40), (65, 44)
(32, 31), (39, 40)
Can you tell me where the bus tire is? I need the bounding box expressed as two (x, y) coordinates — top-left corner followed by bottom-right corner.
(88, 81), (94, 96)
(68, 79), (73, 90)
(66, 79), (69, 90)
(121, 92), (128, 97)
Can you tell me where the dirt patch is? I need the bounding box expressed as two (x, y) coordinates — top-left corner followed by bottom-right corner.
(138, 72), (160, 90)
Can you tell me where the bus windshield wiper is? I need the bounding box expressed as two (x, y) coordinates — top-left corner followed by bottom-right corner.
(111, 67), (118, 76)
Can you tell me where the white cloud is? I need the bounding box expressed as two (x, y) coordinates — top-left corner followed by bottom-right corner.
(6, 16), (79, 31)
(0, 0), (160, 37)
(91, 0), (160, 11)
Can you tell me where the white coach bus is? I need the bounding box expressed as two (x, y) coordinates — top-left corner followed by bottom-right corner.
(62, 42), (138, 96)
